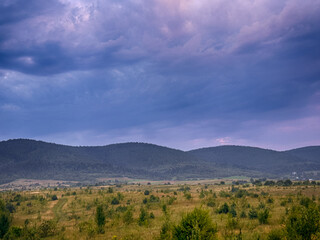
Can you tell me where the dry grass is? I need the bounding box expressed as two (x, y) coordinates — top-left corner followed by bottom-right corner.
(1, 182), (320, 239)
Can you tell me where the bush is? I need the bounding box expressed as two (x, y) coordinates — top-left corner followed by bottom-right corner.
(38, 220), (57, 238)
(0, 201), (11, 239)
(149, 195), (160, 203)
(217, 203), (229, 214)
(285, 204), (320, 240)
(206, 198), (215, 208)
(95, 205), (105, 233)
(248, 209), (258, 219)
(144, 190), (150, 195)
(123, 208), (133, 224)
(230, 206), (237, 218)
(240, 211), (247, 218)
(173, 208), (217, 240)
(160, 217), (173, 240)
(267, 229), (284, 240)
(3, 226), (22, 240)
(184, 192), (192, 200)
(138, 207), (149, 226)
(111, 197), (120, 205)
(258, 209), (269, 224)
(51, 195), (58, 201)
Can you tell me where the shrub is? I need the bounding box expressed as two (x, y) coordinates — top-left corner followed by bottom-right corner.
(267, 229), (284, 240)
(206, 198), (215, 208)
(267, 198), (274, 204)
(138, 207), (149, 226)
(160, 217), (172, 240)
(285, 204), (320, 240)
(184, 192), (192, 200)
(149, 195), (160, 203)
(240, 211), (247, 218)
(144, 190), (150, 195)
(51, 195), (58, 201)
(0, 200), (11, 239)
(95, 205), (105, 233)
(199, 190), (205, 199)
(299, 197), (312, 208)
(173, 208), (217, 240)
(111, 197), (120, 205)
(217, 203), (229, 214)
(38, 220), (57, 238)
(3, 226), (22, 240)
(230, 206), (237, 218)
(123, 208), (133, 224)
(258, 209), (269, 224)
(248, 209), (258, 219)
(226, 215), (238, 229)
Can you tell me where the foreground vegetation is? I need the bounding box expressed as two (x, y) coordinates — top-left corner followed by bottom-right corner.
(1, 179), (320, 239)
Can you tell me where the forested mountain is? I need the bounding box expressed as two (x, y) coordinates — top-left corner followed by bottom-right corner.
(188, 146), (320, 178)
(284, 146), (320, 162)
(0, 139), (319, 184)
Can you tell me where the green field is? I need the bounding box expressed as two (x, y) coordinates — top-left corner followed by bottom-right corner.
(1, 180), (320, 239)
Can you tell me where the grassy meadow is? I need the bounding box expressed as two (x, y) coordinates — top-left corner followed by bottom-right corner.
(1, 180), (320, 239)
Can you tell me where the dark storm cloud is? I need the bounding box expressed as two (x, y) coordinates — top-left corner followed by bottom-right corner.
(0, 0), (319, 149)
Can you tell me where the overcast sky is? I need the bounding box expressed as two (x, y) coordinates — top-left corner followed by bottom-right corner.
(0, 0), (319, 150)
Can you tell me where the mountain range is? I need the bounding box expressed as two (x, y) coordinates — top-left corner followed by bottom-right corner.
(0, 139), (319, 184)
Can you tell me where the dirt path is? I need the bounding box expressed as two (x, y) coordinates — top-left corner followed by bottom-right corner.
(52, 198), (68, 222)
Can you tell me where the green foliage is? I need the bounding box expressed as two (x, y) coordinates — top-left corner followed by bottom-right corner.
(159, 217), (173, 240)
(111, 197), (120, 205)
(162, 204), (167, 214)
(51, 195), (58, 201)
(258, 209), (269, 224)
(95, 205), (105, 233)
(199, 190), (205, 199)
(138, 207), (149, 226)
(149, 195), (160, 203)
(206, 198), (215, 208)
(3, 226), (22, 240)
(173, 208), (217, 240)
(0, 200), (11, 239)
(299, 196), (312, 208)
(240, 211), (247, 218)
(248, 208), (258, 219)
(230, 205), (237, 218)
(38, 220), (57, 238)
(0, 212), (10, 239)
(184, 192), (192, 200)
(226, 215), (238, 229)
(217, 203), (229, 214)
(144, 190), (150, 195)
(168, 196), (176, 205)
(267, 229), (284, 240)
(285, 204), (320, 240)
(123, 208), (133, 224)
(267, 197), (274, 204)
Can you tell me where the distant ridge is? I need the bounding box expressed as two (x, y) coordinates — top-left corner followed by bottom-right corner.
(0, 139), (319, 184)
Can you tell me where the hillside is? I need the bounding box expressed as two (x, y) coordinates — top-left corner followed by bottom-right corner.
(188, 145), (320, 179)
(0, 139), (225, 184)
(0, 139), (319, 184)
(284, 146), (320, 162)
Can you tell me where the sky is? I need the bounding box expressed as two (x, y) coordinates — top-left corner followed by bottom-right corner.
(0, 0), (319, 151)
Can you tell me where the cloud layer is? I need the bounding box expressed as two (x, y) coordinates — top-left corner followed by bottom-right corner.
(0, 0), (320, 150)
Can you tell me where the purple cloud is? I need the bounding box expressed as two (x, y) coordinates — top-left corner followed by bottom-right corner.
(0, 0), (319, 149)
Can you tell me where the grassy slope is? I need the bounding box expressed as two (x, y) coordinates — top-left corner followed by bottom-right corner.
(4, 182), (320, 239)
